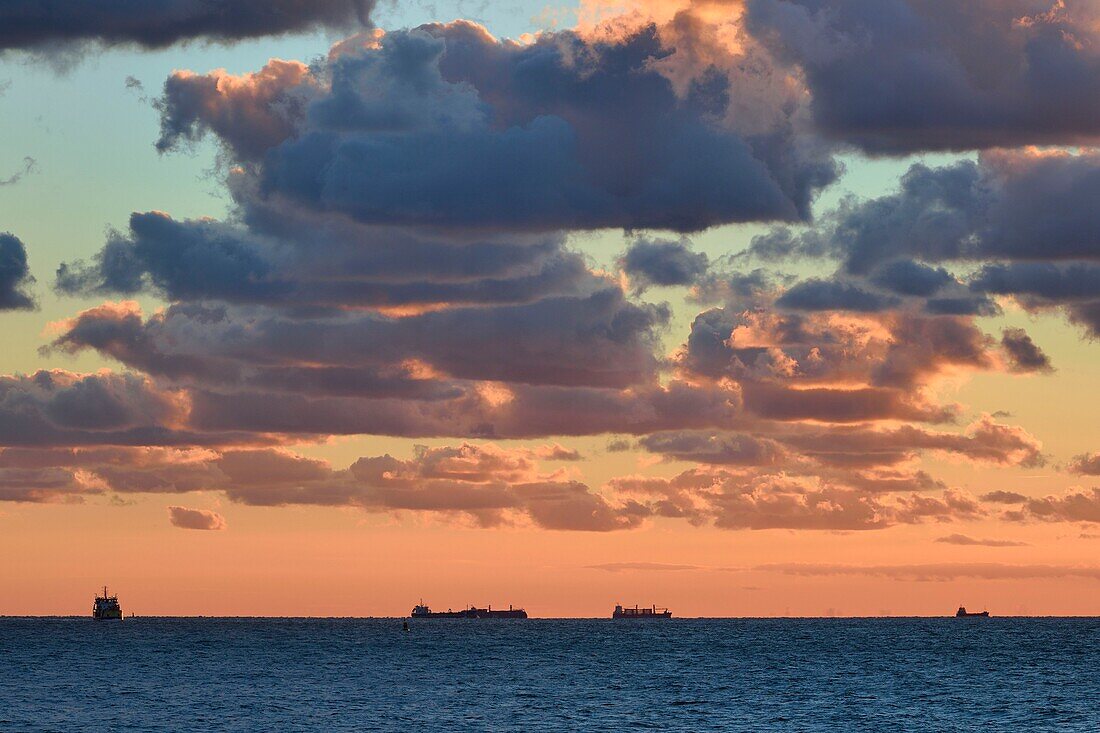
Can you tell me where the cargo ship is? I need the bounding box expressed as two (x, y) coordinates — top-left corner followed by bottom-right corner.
(613, 604), (672, 619)
(955, 606), (990, 618)
(93, 586), (123, 620)
(410, 601), (527, 619)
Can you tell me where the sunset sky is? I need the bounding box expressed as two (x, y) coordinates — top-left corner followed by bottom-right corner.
(2, 0), (1100, 617)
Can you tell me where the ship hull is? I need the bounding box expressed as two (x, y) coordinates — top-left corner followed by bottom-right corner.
(613, 612), (672, 619)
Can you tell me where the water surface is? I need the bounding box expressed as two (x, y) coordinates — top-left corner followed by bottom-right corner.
(2, 618), (1097, 731)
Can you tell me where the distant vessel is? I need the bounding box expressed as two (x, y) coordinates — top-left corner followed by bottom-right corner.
(613, 604), (672, 619)
(955, 606), (990, 618)
(93, 586), (123, 620)
(410, 601), (527, 619)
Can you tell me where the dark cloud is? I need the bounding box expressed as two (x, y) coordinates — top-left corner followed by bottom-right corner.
(157, 23), (838, 233)
(0, 1), (374, 52)
(869, 260), (955, 297)
(746, 0), (1100, 152)
(751, 152), (1100, 275)
(0, 232), (36, 310)
(167, 505), (226, 530)
(56, 211), (592, 309)
(1001, 328), (1053, 373)
(49, 291), (669, 390)
(620, 238), (709, 292)
(638, 431), (787, 466)
(775, 279), (899, 312)
(934, 533), (1028, 547)
(0, 370), (258, 448)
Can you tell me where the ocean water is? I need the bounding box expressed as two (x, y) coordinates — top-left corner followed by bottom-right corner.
(2, 618), (1098, 731)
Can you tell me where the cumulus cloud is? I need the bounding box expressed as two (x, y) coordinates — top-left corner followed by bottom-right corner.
(0, 1), (374, 52)
(620, 238), (709, 292)
(746, 0), (1100, 152)
(0, 232), (36, 310)
(167, 505), (226, 530)
(154, 22), (838, 233)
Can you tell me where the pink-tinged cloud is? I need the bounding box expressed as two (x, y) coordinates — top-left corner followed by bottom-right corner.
(1068, 453), (1100, 476)
(167, 505), (226, 531)
(1009, 488), (1100, 524)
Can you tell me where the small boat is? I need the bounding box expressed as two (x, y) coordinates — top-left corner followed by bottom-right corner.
(613, 604), (672, 619)
(93, 586), (123, 620)
(410, 601), (527, 619)
(955, 606), (990, 618)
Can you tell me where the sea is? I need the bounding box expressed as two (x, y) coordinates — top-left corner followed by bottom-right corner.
(2, 617), (1098, 731)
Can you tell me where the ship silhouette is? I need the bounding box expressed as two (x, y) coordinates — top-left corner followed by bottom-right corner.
(955, 606), (990, 618)
(411, 601), (527, 619)
(613, 604), (672, 619)
(93, 586), (123, 620)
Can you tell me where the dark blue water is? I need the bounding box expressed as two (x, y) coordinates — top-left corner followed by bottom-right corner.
(2, 618), (1098, 731)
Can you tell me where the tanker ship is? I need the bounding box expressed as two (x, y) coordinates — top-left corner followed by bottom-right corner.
(411, 601), (527, 619)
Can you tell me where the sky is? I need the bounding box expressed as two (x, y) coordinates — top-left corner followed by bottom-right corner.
(1, 0), (1099, 617)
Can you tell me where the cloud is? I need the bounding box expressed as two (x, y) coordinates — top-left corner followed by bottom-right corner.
(751, 151), (1100, 273)
(1068, 452), (1100, 475)
(620, 238), (709, 292)
(56, 211), (594, 310)
(0, 232), (36, 310)
(167, 505), (227, 530)
(0, 157), (37, 187)
(0, 370), (256, 448)
(1001, 328), (1053, 373)
(775, 279), (900, 313)
(934, 533), (1028, 548)
(1011, 488), (1100, 524)
(49, 292), (669, 391)
(756, 562), (1100, 582)
(608, 468), (982, 530)
(0, 1), (374, 52)
(155, 22), (838, 233)
(746, 0), (1100, 152)
(981, 490), (1030, 504)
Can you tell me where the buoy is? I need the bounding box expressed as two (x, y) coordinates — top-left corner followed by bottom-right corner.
(403, 620), (410, 632)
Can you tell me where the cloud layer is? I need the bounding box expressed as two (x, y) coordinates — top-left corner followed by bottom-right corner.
(0, 1), (374, 51)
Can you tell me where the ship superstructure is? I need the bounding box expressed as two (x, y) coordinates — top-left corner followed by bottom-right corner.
(93, 586), (123, 620)
(613, 604), (672, 619)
